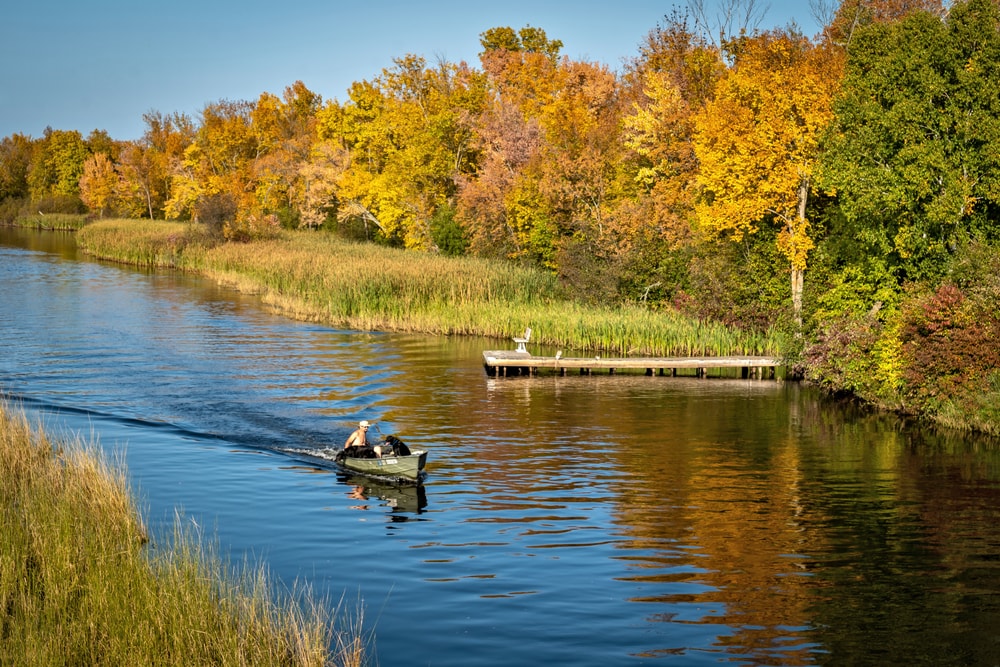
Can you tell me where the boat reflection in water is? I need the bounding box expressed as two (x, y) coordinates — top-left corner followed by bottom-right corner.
(339, 472), (428, 516)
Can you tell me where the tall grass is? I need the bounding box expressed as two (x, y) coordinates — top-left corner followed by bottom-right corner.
(14, 213), (90, 230)
(78, 219), (789, 357)
(0, 401), (361, 666)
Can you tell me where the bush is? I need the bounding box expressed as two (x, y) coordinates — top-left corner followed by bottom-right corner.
(223, 212), (281, 243)
(34, 194), (87, 214)
(898, 283), (1000, 433)
(195, 193), (237, 239)
(0, 196), (26, 224)
(429, 204), (467, 256)
(802, 306), (903, 409)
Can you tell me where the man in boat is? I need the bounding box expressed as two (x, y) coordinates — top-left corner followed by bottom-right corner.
(344, 420), (382, 458)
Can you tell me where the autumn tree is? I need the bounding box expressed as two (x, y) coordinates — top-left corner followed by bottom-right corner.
(822, 0), (947, 45)
(331, 56), (487, 248)
(456, 27), (563, 259)
(86, 129), (119, 161)
(694, 29), (844, 324)
(251, 81), (323, 227)
(455, 101), (541, 258)
(536, 59), (624, 279)
(621, 10), (724, 256)
(165, 99), (259, 226)
(79, 152), (118, 217)
(478, 25), (563, 118)
(113, 142), (156, 219)
(116, 111), (196, 220)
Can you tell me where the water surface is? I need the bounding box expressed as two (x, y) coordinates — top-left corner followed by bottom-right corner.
(2, 227), (999, 665)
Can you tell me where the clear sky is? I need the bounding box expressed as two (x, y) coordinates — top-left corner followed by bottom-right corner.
(0, 1), (823, 142)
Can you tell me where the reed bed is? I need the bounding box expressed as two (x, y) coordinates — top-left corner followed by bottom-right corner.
(14, 213), (90, 231)
(78, 219), (788, 358)
(0, 401), (360, 666)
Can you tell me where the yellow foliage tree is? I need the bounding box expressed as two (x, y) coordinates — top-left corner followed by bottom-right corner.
(332, 56), (487, 249)
(621, 16), (723, 254)
(79, 153), (118, 218)
(693, 30), (844, 323)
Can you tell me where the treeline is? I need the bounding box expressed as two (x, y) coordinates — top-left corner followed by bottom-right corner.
(3, 0), (1000, 433)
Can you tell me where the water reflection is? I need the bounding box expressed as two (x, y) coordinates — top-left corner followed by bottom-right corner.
(3, 226), (1000, 666)
(338, 472), (428, 515)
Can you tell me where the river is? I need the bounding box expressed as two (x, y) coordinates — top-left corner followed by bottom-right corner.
(2, 227), (999, 666)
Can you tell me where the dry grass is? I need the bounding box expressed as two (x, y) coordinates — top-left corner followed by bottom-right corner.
(78, 219), (788, 357)
(0, 400), (365, 666)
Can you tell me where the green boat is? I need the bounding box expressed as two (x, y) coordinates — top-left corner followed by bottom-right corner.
(334, 434), (428, 481)
(338, 449), (428, 481)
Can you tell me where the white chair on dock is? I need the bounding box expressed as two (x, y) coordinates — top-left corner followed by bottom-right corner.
(513, 327), (532, 353)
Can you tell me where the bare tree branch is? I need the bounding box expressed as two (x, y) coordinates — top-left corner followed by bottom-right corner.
(689, 0), (768, 46)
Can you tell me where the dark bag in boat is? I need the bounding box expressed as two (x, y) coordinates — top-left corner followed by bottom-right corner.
(341, 446), (377, 459)
(383, 435), (411, 456)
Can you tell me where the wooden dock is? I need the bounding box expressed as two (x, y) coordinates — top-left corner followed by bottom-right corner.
(483, 350), (783, 378)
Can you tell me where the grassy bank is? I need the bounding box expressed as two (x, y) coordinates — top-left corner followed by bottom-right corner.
(0, 401), (362, 666)
(13, 213), (90, 230)
(77, 220), (789, 358)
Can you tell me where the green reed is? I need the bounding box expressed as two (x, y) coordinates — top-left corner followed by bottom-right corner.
(78, 219), (787, 358)
(14, 213), (90, 230)
(0, 401), (359, 666)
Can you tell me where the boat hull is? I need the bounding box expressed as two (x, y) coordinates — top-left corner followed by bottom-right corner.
(338, 450), (428, 480)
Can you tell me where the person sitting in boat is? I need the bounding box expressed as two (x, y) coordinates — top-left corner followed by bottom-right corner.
(344, 420), (382, 458)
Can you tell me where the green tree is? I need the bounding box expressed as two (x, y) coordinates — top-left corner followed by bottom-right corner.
(818, 0), (1000, 284)
(28, 128), (88, 200)
(0, 133), (34, 201)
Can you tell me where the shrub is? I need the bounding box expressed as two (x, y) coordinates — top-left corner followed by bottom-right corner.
(802, 306), (903, 408)
(195, 193), (237, 239)
(429, 204), (467, 256)
(34, 194), (87, 214)
(898, 283), (1000, 433)
(224, 212), (282, 242)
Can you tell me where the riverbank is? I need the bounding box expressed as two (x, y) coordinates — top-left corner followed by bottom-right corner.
(0, 401), (362, 666)
(76, 219), (788, 358)
(10, 213), (90, 230)
(71, 219), (1000, 436)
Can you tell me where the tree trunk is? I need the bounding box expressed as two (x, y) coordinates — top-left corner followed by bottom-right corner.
(790, 177), (809, 327)
(791, 267), (804, 327)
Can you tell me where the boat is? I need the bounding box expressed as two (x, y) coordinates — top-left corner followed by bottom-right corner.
(338, 449), (428, 480)
(334, 434), (428, 481)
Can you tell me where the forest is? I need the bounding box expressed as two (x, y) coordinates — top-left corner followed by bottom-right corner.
(2, 0), (1000, 434)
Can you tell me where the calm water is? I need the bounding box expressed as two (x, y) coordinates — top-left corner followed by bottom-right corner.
(2, 227), (1000, 666)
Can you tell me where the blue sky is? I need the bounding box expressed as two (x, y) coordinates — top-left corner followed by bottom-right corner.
(1, 1), (823, 141)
